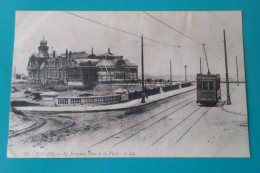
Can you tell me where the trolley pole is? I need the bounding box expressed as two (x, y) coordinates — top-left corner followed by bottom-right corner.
(236, 56), (239, 86)
(200, 57), (202, 74)
(203, 44), (210, 75)
(141, 34), (145, 103)
(184, 65), (187, 82)
(223, 29), (232, 105)
(170, 60), (172, 85)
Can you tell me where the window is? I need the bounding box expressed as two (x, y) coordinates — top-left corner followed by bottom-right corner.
(209, 81), (214, 90)
(203, 81), (208, 90)
(198, 81), (202, 90)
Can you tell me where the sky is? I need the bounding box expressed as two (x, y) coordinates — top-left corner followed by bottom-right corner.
(12, 11), (245, 79)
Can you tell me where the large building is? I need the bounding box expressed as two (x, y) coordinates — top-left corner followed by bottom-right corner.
(27, 36), (52, 83)
(27, 37), (138, 87)
(96, 48), (138, 82)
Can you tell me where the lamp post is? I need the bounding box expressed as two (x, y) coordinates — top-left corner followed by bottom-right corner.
(184, 65), (187, 82)
(141, 34), (145, 103)
(236, 56), (239, 86)
(170, 60), (172, 85)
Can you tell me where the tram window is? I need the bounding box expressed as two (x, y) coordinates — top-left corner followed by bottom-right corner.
(209, 81), (214, 90)
(198, 81), (202, 90)
(203, 81), (208, 90)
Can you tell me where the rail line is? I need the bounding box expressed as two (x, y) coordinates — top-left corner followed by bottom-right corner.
(50, 120), (76, 134)
(114, 85), (233, 147)
(152, 86), (234, 146)
(9, 116), (46, 139)
(22, 116), (77, 144)
(9, 109), (77, 139)
(113, 99), (196, 147)
(151, 106), (202, 146)
(88, 95), (196, 149)
(172, 107), (212, 146)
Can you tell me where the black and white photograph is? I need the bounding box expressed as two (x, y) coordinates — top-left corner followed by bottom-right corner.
(8, 11), (250, 158)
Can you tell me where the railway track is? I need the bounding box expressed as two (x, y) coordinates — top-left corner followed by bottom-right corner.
(9, 116), (46, 139)
(9, 110), (77, 140)
(48, 118), (76, 134)
(151, 106), (212, 147)
(89, 86), (233, 148)
(10, 85), (237, 147)
(88, 94), (196, 148)
(112, 102), (214, 147)
(21, 116), (78, 145)
(172, 107), (212, 146)
(150, 86), (234, 147)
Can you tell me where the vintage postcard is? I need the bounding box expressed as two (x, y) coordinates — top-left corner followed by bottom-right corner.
(8, 11), (250, 158)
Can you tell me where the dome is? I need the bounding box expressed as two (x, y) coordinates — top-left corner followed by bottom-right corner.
(40, 35), (47, 44)
(31, 53), (38, 57)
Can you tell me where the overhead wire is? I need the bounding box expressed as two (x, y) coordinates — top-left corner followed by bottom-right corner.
(63, 11), (180, 48)
(63, 11), (220, 63)
(142, 11), (206, 61)
(142, 11), (203, 45)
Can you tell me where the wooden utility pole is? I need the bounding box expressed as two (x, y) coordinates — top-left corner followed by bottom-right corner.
(236, 56), (239, 86)
(184, 65), (187, 82)
(200, 57), (202, 74)
(141, 34), (145, 103)
(170, 60), (172, 85)
(223, 29), (231, 105)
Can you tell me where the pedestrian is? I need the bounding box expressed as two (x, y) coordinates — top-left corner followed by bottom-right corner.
(145, 87), (148, 99)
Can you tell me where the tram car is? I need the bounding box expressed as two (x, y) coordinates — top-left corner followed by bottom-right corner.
(196, 74), (221, 105)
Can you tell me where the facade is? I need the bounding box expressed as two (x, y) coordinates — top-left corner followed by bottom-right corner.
(67, 58), (99, 87)
(27, 36), (52, 83)
(27, 37), (138, 86)
(96, 49), (138, 82)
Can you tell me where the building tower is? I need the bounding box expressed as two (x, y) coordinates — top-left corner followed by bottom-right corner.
(38, 35), (49, 57)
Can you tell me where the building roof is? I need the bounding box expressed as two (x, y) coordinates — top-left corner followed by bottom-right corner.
(74, 58), (100, 66)
(72, 51), (90, 59)
(87, 53), (98, 59)
(96, 59), (115, 67)
(98, 48), (123, 60)
(40, 35), (47, 44)
(98, 53), (123, 59)
(124, 59), (137, 67)
(60, 51), (90, 59)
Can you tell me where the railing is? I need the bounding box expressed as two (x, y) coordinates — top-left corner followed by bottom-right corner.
(55, 94), (121, 106)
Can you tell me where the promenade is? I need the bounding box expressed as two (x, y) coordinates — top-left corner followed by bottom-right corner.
(14, 86), (196, 113)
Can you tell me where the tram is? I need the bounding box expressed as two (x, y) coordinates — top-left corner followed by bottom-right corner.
(196, 74), (221, 105)
(196, 44), (221, 105)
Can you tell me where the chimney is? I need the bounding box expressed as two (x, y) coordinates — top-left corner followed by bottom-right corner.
(92, 47), (93, 54)
(66, 49), (68, 59)
(108, 48), (110, 54)
(53, 50), (55, 58)
(69, 51), (72, 59)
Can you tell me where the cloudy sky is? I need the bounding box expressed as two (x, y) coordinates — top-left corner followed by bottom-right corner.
(13, 11), (245, 79)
